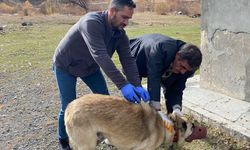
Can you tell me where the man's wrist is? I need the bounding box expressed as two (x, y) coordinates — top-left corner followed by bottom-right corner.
(150, 101), (161, 111)
(172, 104), (181, 111)
(172, 104), (184, 117)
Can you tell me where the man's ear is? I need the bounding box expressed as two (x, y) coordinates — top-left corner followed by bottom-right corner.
(109, 7), (117, 16)
(173, 53), (181, 65)
(175, 52), (181, 58)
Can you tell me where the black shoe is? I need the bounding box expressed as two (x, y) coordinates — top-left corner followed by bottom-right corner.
(59, 139), (71, 150)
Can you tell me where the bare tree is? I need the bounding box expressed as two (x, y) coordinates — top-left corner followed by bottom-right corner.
(68, 0), (88, 11)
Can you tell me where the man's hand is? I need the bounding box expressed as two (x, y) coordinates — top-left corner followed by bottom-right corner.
(172, 105), (183, 117)
(150, 101), (161, 111)
(121, 83), (140, 103)
(134, 86), (150, 103)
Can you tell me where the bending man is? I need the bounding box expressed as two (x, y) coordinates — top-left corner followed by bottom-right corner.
(130, 34), (202, 115)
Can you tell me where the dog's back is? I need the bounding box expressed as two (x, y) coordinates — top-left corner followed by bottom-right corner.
(65, 94), (165, 150)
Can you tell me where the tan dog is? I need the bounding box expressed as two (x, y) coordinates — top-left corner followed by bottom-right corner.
(65, 94), (194, 150)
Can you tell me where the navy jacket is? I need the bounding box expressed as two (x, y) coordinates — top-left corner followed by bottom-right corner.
(130, 34), (194, 108)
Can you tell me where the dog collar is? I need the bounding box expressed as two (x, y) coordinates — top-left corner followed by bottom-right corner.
(158, 111), (174, 133)
(173, 124), (179, 142)
(158, 111), (180, 143)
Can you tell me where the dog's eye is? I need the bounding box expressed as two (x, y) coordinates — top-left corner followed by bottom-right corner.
(182, 122), (187, 130)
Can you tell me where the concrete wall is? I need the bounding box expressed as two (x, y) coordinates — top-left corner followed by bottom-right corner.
(201, 0), (250, 101)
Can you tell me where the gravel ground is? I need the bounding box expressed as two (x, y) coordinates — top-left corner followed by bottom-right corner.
(0, 67), (122, 150)
(1, 69), (60, 150)
(1, 68), (250, 150)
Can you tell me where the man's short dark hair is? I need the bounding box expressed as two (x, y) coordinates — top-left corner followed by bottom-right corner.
(178, 43), (202, 71)
(109, 0), (136, 10)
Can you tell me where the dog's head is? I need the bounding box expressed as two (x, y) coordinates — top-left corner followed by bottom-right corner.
(169, 113), (207, 144)
(169, 114), (193, 144)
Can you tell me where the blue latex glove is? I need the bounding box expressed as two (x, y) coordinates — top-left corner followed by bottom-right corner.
(134, 86), (150, 103)
(121, 83), (140, 103)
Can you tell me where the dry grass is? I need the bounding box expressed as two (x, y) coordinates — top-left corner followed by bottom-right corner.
(0, 3), (17, 14)
(0, 1), (85, 16)
(131, 12), (200, 27)
(22, 0), (33, 16)
(135, 0), (201, 15)
(0, 14), (80, 25)
(0, 0), (200, 16)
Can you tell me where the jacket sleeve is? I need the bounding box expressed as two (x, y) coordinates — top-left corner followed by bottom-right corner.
(147, 44), (165, 102)
(164, 72), (194, 109)
(78, 19), (127, 89)
(116, 34), (141, 87)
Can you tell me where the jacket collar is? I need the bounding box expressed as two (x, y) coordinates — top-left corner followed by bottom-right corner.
(103, 10), (125, 39)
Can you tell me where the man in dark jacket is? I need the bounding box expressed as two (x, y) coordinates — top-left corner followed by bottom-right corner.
(130, 34), (202, 115)
(53, 0), (149, 149)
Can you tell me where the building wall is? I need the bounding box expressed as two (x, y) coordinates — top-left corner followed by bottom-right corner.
(201, 0), (250, 101)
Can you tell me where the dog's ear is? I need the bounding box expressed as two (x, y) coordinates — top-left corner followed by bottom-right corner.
(169, 113), (188, 127)
(168, 113), (179, 123)
(167, 113), (175, 121)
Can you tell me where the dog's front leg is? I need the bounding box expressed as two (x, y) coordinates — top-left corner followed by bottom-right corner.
(96, 132), (105, 145)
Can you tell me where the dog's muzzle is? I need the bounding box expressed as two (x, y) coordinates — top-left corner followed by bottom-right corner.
(185, 125), (207, 142)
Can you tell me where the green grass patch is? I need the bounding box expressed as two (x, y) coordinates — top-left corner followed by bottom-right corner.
(0, 24), (71, 73)
(127, 25), (200, 45)
(0, 14), (200, 75)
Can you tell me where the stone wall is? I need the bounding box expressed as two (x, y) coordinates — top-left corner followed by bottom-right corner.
(200, 0), (250, 101)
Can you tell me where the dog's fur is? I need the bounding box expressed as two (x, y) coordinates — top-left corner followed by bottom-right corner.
(65, 94), (193, 150)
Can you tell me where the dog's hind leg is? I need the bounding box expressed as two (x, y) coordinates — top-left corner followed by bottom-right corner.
(69, 127), (97, 150)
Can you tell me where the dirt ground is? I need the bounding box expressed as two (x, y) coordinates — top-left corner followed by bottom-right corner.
(0, 13), (250, 150)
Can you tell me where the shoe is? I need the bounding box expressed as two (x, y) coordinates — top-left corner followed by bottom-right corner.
(59, 139), (71, 150)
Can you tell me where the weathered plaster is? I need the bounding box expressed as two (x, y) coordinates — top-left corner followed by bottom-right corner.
(245, 59), (250, 101)
(201, 0), (250, 101)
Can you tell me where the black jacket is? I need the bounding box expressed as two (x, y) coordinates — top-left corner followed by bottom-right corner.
(130, 34), (194, 108)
